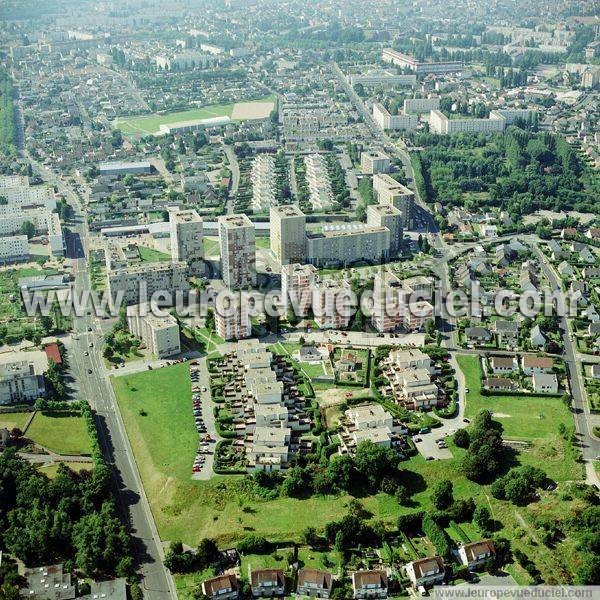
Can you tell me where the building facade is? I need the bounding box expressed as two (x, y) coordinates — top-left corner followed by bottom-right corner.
(219, 214), (256, 289)
(169, 209), (204, 276)
(126, 303), (181, 359)
(270, 204), (306, 265)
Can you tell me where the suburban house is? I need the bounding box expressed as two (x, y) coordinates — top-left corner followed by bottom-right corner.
(296, 569), (333, 598)
(588, 323), (600, 337)
(457, 540), (496, 570)
(530, 325), (546, 348)
(464, 327), (492, 344)
(404, 556), (445, 588)
(557, 261), (574, 278)
(250, 569), (286, 598)
(521, 356), (554, 375)
(296, 346), (323, 363)
(591, 365), (600, 379)
(532, 373), (559, 394)
(493, 320), (519, 347)
(489, 356), (516, 373)
(202, 575), (240, 600)
(351, 570), (388, 599)
(484, 377), (516, 391)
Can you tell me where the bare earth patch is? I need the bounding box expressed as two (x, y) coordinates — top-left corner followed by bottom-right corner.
(231, 101), (275, 120)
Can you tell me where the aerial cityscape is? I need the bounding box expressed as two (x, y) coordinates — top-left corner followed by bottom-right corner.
(0, 0), (599, 598)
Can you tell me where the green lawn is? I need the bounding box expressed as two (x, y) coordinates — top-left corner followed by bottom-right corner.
(26, 410), (92, 455)
(203, 237), (220, 257)
(255, 237), (271, 250)
(0, 411), (31, 431)
(457, 354), (572, 441)
(174, 567), (215, 600)
(138, 246), (171, 262)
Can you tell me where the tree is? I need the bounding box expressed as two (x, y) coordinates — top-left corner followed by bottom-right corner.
(20, 221), (35, 239)
(395, 485), (411, 505)
(454, 428), (469, 448)
(473, 505), (493, 534)
(430, 479), (453, 510)
(303, 526), (320, 547)
(354, 441), (398, 489)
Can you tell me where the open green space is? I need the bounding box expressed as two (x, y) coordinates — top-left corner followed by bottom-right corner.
(0, 411), (31, 431)
(202, 237), (220, 256)
(138, 245), (171, 262)
(37, 462), (93, 478)
(174, 567), (215, 600)
(457, 354), (572, 441)
(26, 410), (92, 456)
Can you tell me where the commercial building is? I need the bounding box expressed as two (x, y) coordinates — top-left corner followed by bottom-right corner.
(372, 174), (414, 229)
(0, 235), (29, 263)
(169, 208), (204, 275)
(215, 291), (252, 341)
(98, 161), (152, 176)
(313, 279), (352, 330)
(281, 263), (317, 317)
(218, 214), (256, 289)
(126, 303), (181, 359)
(349, 71), (417, 88)
(403, 97), (440, 114)
(270, 204), (306, 265)
(107, 261), (190, 307)
(382, 49), (463, 74)
(251, 154), (276, 213)
(305, 154), (334, 210)
(0, 350), (48, 405)
(360, 151), (390, 174)
(367, 204), (403, 255)
(306, 224), (390, 268)
(372, 102), (418, 131)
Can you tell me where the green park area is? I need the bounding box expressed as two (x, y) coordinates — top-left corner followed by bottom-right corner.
(26, 410), (93, 456)
(138, 245), (171, 262)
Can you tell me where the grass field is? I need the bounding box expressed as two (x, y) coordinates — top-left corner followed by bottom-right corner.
(0, 411), (31, 431)
(37, 462), (93, 478)
(457, 354), (572, 441)
(138, 246), (171, 262)
(203, 237), (220, 257)
(26, 410), (92, 455)
(115, 96), (275, 136)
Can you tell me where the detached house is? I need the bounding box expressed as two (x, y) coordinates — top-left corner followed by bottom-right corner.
(489, 356), (516, 373)
(250, 569), (285, 598)
(532, 373), (559, 394)
(405, 556), (445, 588)
(352, 570), (388, 600)
(530, 325), (546, 348)
(297, 569), (333, 598)
(484, 377), (516, 391)
(458, 540), (496, 570)
(521, 355), (554, 375)
(493, 320), (519, 347)
(203, 575), (240, 600)
(465, 327), (492, 344)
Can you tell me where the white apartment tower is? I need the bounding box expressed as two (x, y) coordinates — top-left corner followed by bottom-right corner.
(215, 291), (252, 341)
(218, 214), (256, 289)
(373, 173), (414, 229)
(270, 204), (306, 265)
(170, 209), (204, 276)
(367, 204), (403, 255)
(127, 303), (181, 358)
(281, 263), (317, 317)
(313, 279), (352, 330)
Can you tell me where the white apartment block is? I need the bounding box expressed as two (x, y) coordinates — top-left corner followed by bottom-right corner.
(307, 224), (390, 268)
(367, 204), (403, 255)
(47, 212), (65, 256)
(429, 110), (506, 135)
(215, 291), (252, 341)
(403, 97), (440, 114)
(127, 303), (181, 359)
(372, 102), (418, 132)
(372, 174), (414, 229)
(251, 154), (276, 213)
(0, 235), (29, 263)
(350, 71), (417, 88)
(281, 263), (317, 317)
(0, 350), (48, 405)
(305, 154), (334, 211)
(389, 348), (433, 372)
(218, 214), (256, 290)
(313, 279), (352, 330)
(360, 151), (390, 175)
(246, 426), (291, 472)
(107, 261), (190, 307)
(169, 208), (204, 275)
(270, 204), (306, 266)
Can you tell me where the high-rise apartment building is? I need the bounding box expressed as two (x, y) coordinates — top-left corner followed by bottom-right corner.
(372, 174), (414, 229)
(127, 303), (181, 358)
(270, 205), (306, 265)
(169, 208), (204, 275)
(215, 291), (252, 340)
(281, 263), (317, 317)
(218, 214), (256, 289)
(313, 279), (352, 330)
(366, 204), (403, 255)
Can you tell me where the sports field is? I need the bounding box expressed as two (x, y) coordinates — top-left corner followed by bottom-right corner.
(115, 96), (275, 136)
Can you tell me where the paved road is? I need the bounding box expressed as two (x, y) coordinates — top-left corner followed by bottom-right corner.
(530, 242), (600, 486)
(28, 158), (177, 598)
